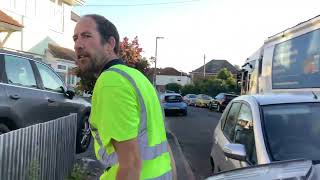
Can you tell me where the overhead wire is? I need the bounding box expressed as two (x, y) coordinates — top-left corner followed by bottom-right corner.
(75, 0), (201, 7)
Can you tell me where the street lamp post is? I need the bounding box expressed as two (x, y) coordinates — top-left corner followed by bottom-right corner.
(153, 36), (164, 87)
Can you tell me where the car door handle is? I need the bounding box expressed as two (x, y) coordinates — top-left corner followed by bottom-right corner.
(9, 94), (20, 100)
(47, 98), (55, 103)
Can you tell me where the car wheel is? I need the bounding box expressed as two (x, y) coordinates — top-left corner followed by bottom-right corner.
(183, 111), (187, 116)
(0, 124), (10, 135)
(76, 115), (91, 153)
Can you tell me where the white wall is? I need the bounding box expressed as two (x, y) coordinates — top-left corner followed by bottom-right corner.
(0, 0), (76, 54)
(156, 75), (191, 86)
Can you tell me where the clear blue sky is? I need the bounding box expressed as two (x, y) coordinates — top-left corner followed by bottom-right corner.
(73, 0), (320, 73)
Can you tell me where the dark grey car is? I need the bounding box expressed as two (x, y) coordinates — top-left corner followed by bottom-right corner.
(0, 50), (91, 153)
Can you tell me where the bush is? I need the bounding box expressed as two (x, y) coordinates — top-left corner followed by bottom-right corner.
(165, 83), (182, 93)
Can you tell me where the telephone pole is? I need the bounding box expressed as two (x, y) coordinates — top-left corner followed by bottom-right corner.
(203, 54), (206, 78)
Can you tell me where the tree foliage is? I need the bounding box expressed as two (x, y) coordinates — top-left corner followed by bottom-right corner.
(119, 36), (143, 67)
(179, 68), (239, 97)
(165, 83), (182, 93)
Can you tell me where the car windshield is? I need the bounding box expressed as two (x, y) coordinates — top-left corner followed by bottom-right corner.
(225, 95), (238, 100)
(165, 95), (183, 103)
(203, 95), (211, 100)
(262, 103), (320, 161)
(189, 95), (197, 98)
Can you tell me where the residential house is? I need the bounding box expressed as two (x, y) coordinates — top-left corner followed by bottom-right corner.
(0, 0), (84, 87)
(190, 59), (238, 82)
(149, 67), (191, 92)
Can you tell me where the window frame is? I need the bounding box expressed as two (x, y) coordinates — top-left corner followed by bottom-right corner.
(3, 54), (40, 89)
(222, 102), (241, 141)
(32, 61), (66, 93)
(233, 102), (257, 165)
(0, 54), (5, 83)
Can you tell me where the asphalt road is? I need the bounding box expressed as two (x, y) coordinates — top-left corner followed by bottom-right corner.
(166, 106), (222, 180)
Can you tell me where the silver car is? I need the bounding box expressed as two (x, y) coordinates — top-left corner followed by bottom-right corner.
(210, 93), (320, 173)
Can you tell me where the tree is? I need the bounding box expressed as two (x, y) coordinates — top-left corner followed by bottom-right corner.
(181, 84), (200, 95)
(165, 83), (182, 93)
(217, 68), (233, 80)
(119, 36), (143, 67)
(134, 57), (150, 75)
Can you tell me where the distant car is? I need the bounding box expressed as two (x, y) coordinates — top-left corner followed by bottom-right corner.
(183, 94), (197, 106)
(210, 93), (320, 174)
(161, 93), (187, 116)
(209, 93), (238, 112)
(0, 50), (91, 153)
(195, 94), (212, 107)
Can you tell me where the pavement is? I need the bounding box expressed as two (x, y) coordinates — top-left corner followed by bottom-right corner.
(75, 127), (195, 180)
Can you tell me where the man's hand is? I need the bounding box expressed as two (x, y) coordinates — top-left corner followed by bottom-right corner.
(111, 138), (142, 180)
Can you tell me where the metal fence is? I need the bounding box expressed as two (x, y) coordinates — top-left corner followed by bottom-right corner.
(0, 114), (78, 180)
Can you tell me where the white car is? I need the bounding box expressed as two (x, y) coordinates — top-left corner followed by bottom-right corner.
(210, 93), (320, 173)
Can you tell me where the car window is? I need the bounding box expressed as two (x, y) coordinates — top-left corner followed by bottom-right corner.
(165, 95), (183, 102)
(226, 95), (238, 100)
(190, 95), (197, 98)
(4, 55), (37, 88)
(215, 94), (223, 100)
(263, 103), (320, 162)
(203, 95), (211, 100)
(35, 62), (64, 93)
(234, 104), (257, 165)
(222, 102), (241, 141)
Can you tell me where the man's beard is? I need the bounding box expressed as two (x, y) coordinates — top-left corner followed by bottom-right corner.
(75, 59), (101, 93)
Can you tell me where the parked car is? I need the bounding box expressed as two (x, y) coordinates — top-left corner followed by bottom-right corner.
(183, 94), (197, 106)
(209, 93), (238, 112)
(206, 159), (316, 180)
(0, 50), (91, 153)
(161, 93), (187, 116)
(210, 93), (320, 173)
(195, 94), (212, 107)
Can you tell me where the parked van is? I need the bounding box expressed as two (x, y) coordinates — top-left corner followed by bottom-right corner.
(241, 15), (320, 95)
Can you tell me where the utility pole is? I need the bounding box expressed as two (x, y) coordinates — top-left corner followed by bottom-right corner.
(203, 54), (206, 78)
(153, 37), (164, 87)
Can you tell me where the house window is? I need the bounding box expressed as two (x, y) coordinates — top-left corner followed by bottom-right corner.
(26, 0), (37, 17)
(49, 0), (64, 32)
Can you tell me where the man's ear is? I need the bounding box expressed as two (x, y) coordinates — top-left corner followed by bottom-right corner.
(106, 36), (116, 51)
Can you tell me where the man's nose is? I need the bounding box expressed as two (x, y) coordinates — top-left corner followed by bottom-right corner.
(74, 39), (84, 51)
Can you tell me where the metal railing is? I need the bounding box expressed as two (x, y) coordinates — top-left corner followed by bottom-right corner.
(0, 114), (78, 180)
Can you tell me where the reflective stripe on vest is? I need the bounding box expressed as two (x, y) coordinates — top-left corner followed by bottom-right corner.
(90, 67), (171, 179)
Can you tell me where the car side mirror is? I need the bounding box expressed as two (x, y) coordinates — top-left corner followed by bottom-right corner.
(223, 143), (247, 161)
(61, 86), (75, 99)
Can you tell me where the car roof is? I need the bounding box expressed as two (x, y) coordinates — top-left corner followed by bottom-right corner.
(219, 93), (238, 96)
(162, 93), (181, 96)
(235, 93), (320, 105)
(0, 49), (43, 61)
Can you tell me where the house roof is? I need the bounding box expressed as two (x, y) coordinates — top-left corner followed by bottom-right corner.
(48, 43), (76, 61)
(0, 10), (23, 31)
(191, 59), (238, 74)
(149, 67), (188, 76)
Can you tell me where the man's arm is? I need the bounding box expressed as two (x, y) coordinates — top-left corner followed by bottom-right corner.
(111, 138), (142, 180)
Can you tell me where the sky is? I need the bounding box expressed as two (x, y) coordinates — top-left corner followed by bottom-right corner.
(73, 0), (320, 73)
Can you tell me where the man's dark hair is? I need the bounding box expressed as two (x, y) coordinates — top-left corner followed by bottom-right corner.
(84, 14), (120, 54)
